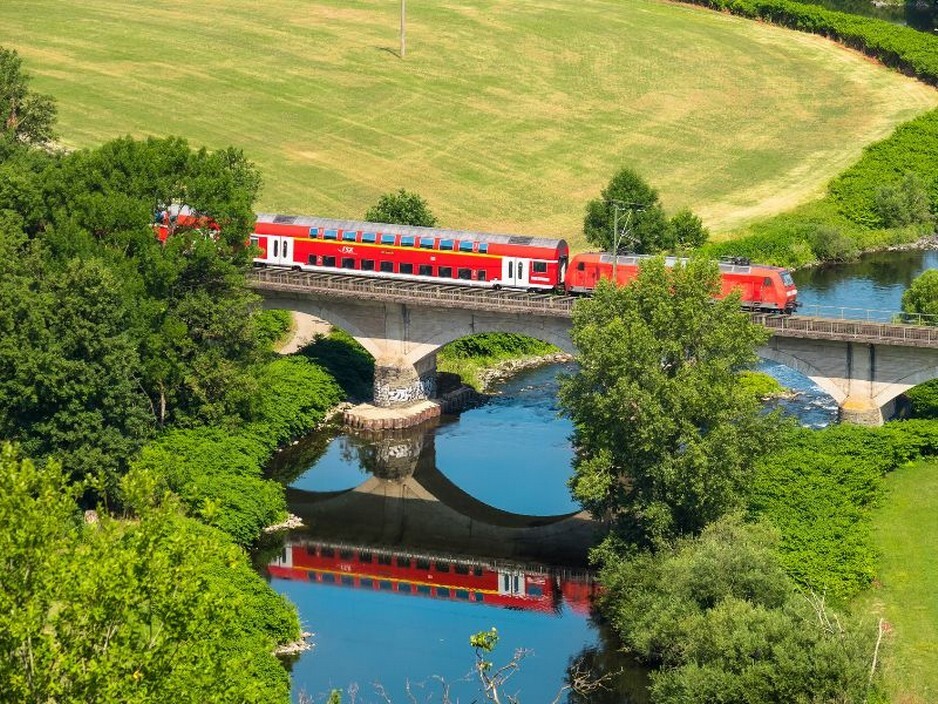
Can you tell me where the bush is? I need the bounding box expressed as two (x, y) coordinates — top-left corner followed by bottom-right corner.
(252, 308), (293, 350)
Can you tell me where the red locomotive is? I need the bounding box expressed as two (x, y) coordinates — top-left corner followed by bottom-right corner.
(267, 540), (597, 615)
(565, 252), (799, 313)
(155, 208), (798, 310)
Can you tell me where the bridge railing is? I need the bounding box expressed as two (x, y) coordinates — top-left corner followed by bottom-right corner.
(795, 304), (938, 326)
(752, 313), (938, 347)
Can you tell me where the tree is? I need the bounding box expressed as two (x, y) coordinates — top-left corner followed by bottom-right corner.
(0, 47), (57, 144)
(582, 168), (670, 254)
(874, 171), (933, 228)
(365, 189), (437, 227)
(902, 268), (938, 323)
(558, 257), (773, 547)
(667, 208), (709, 249)
(0, 444), (296, 703)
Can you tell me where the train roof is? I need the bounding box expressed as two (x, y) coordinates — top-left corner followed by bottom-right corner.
(573, 252), (788, 275)
(255, 213), (568, 251)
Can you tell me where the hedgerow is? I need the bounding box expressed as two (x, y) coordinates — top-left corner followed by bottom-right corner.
(131, 356), (343, 545)
(750, 420), (938, 600)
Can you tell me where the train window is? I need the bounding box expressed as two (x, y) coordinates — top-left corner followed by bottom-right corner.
(400, 263), (414, 275)
(380, 261), (394, 273)
(361, 232), (377, 243)
(434, 561), (450, 573)
(577, 261), (585, 271)
(455, 564), (470, 575)
(396, 556), (411, 568)
(378, 554), (392, 566)
(419, 237), (435, 249)
(416, 557), (430, 570)
(459, 241), (474, 252)
(436, 587), (450, 598)
(249, 236), (260, 248)
(418, 265), (433, 276)
(417, 585), (431, 595)
(400, 236), (415, 247)
(361, 259), (375, 271)
(307, 255), (318, 265)
(473, 566), (483, 577)
(360, 551), (373, 563)
(272, 240), (279, 257)
(479, 243), (488, 253)
(438, 266), (453, 278)
(474, 593), (484, 602)
(308, 227), (319, 237)
(477, 270), (486, 281)
(321, 573), (335, 584)
(322, 256), (336, 267)
(320, 547), (335, 558)
(763, 277), (772, 287)
(456, 589), (470, 600)
(517, 262), (524, 278)
(379, 580), (393, 591)
(439, 239), (455, 250)
(341, 257), (355, 269)
(381, 233), (397, 245)
(532, 261), (548, 273)
(526, 584), (543, 597)
(339, 548), (353, 560)
(341, 575), (354, 586)
(360, 578), (372, 588)
(398, 583), (412, 594)
(342, 231), (357, 241)
(458, 268), (472, 280)
(324, 229), (338, 240)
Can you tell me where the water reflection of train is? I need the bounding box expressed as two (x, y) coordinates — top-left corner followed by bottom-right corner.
(268, 541), (597, 615)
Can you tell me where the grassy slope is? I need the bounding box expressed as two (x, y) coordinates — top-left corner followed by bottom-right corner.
(2, 0), (935, 246)
(862, 460), (938, 703)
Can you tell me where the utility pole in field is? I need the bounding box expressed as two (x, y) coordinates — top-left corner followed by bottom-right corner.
(400, 0), (406, 58)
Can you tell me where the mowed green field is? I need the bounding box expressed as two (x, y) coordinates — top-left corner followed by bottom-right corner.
(2, 0), (936, 245)
(862, 460), (938, 704)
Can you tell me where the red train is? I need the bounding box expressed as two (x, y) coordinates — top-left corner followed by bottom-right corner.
(157, 209), (799, 312)
(267, 540), (597, 615)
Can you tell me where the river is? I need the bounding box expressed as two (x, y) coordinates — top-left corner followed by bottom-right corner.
(263, 248), (935, 703)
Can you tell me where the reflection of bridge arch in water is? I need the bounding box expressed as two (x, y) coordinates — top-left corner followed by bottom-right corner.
(285, 420), (600, 567)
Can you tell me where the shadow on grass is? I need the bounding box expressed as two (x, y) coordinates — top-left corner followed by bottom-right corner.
(299, 330), (375, 402)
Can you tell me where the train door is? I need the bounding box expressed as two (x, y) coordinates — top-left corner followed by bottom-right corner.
(268, 236), (293, 266)
(501, 257), (530, 288)
(497, 570), (524, 596)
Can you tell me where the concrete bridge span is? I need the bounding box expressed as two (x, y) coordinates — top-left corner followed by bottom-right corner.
(251, 269), (938, 425)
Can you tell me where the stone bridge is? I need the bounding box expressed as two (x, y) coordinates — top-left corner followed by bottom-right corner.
(250, 268), (938, 426)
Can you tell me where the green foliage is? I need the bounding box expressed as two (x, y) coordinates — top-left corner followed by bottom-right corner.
(583, 167), (671, 253)
(300, 328), (375, 401)
(751, 420), (938, 599)
(0, 443), (295, 703)
(738, 370), (784, 400)
(438, 332), (558, 389)
(875, 172), (934, 229)
(559, 258), (773, 546)
(668, 208), (709, 250)
(901, 268), (938, 321)
(131, 356), (342, 545)
(597, 514), (881, 704)
(253, 308), (293, 350)
(0, 47), (57, 144)
(904, 378), (938, 418)
(364, 188), (437, 227)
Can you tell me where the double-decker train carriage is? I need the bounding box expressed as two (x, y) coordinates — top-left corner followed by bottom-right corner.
(251, 214), (570, 291)
(565, 252), (799, 312)
(267, 541), (596, 614)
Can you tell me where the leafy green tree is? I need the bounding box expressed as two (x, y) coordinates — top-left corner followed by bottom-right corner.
(874, 171), (933, 228)
(365, 189), (437, 227)
(902, 268), (938, 322)
(598, 515), (881, 704)
(559, 258), (772, 546)
(0, 47), (57, 145)
(0, 444), (296, 703)
(583, 168), (670, 254)
(667, 208), (709, 249)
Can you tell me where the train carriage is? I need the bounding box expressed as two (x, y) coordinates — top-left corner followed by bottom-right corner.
(251, 214), (570, 291)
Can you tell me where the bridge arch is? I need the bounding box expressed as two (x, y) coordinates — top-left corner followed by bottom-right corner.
(259, 299), (384, 360)
(873, 364), (938, 408)
(757, 346), (847, 404)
